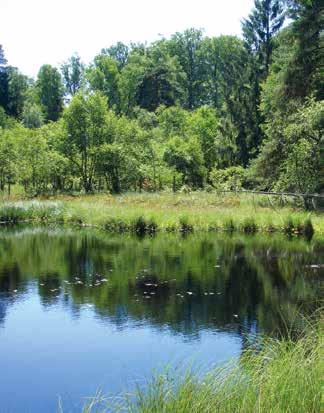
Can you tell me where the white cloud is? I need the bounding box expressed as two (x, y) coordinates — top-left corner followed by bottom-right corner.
(1, 0), (254, 78)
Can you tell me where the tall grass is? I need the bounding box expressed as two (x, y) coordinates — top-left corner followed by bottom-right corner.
(0, 192), (322, 236)
(81, 314), (323, 413)
(0, 201), (64, 223)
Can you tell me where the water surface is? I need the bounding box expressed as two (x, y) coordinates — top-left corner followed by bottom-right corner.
(0, 227), (323, 412)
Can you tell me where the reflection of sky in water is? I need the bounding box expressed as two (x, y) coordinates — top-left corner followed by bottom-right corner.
(0, 285), (241, 412)
(0, 229), (322, 412)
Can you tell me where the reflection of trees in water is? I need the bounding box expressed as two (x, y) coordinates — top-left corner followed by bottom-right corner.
(0, 264), (21, 293)
(0, 264), (23, 327)
(0, 228), (322, 339)
(38, 272), (63, 306)
(0, 300), (7, 327)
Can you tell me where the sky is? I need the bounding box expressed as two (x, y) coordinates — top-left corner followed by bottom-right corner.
(0, 0), (254, 78)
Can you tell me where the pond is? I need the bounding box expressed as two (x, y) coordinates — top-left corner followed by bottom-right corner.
(0, 227), (323, 412)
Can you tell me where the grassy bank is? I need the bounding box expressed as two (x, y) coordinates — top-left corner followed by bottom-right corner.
(81, 314), (323, 413)
(0, 192), (323, 236)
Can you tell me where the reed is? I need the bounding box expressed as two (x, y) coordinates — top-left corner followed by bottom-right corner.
(81, 313), (323, 413)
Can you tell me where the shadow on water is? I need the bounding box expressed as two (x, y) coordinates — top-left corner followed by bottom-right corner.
(0, 226), (322, 337)
(0, 226), (323, 411)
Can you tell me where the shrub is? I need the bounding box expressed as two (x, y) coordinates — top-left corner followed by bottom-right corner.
(210, 166), (246, 191)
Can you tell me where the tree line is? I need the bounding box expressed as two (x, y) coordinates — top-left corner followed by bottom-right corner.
(0, 0), (322, 195)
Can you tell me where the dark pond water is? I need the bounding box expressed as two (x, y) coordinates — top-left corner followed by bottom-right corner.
(0, 227), (323, 412)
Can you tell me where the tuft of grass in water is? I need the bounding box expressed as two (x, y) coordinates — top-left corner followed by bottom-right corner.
(133, 216), (158, 235)
(283, 217), (315, 239)
(104, 218), (130, 233)
(241, 218), (258, 234)
(284, 218), (295, 235)
(301, 218), (314, 239)
(179, 216), (194, 233)
(80, 314), (323, 413)
(223, 218), (236, 232)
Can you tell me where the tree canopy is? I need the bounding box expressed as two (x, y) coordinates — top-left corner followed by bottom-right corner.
(0, 0), (322, 198)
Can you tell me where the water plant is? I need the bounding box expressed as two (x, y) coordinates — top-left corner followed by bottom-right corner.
(241, 218), (258, 234)
(133, 216), (158, 235)
(80, 313), (323, 413)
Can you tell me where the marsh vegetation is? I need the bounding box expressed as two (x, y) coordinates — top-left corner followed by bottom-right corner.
(0, 193), (322, 236)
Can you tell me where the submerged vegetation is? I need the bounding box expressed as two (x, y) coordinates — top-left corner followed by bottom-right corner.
(81, 313), (323, 413)
(0, 193), (322, 235)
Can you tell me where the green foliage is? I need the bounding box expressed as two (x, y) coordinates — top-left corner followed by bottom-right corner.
(157, 105), (188, 137)
(61, 54), (85, 97)
(36, 64), (64, 121)
(118, 52), (147, 114)
(63, 91), (109, 192)
(22, 102), (44, 128)
(252, 98), (323, 193)
(0, 123), (68, 194)
(203, 35), (262, 164)
(242, 0), (285, 77)
(250, 0), (323, 194)
(187, 106), (219, 173)
(0, 1), (321, 199)
(5, 67), (29, 118)
(210, 166), (246, 191)
(0, 127), (19, 192)
(0, 106), (7, 128)
(167, 28), (206, 109)
(86, 55), (120, 109)
(284, 0), (323, 100)
(258, 27), (296, 117)
(164, 136), (206, 188)
(101, 42), (129, 70)
(276, 138), (319, 193)
(0, 66), (29, 118)
(0, 44), (6, 67)
(136, 41), (185, 111)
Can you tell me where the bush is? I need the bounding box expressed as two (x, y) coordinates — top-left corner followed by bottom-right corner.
(210, 166), (246, 191)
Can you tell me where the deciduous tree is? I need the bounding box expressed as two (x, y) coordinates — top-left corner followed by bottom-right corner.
(36, 65), (64, 121)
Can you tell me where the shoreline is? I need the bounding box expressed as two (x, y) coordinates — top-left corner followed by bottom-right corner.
(0, 193), (323, 237)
